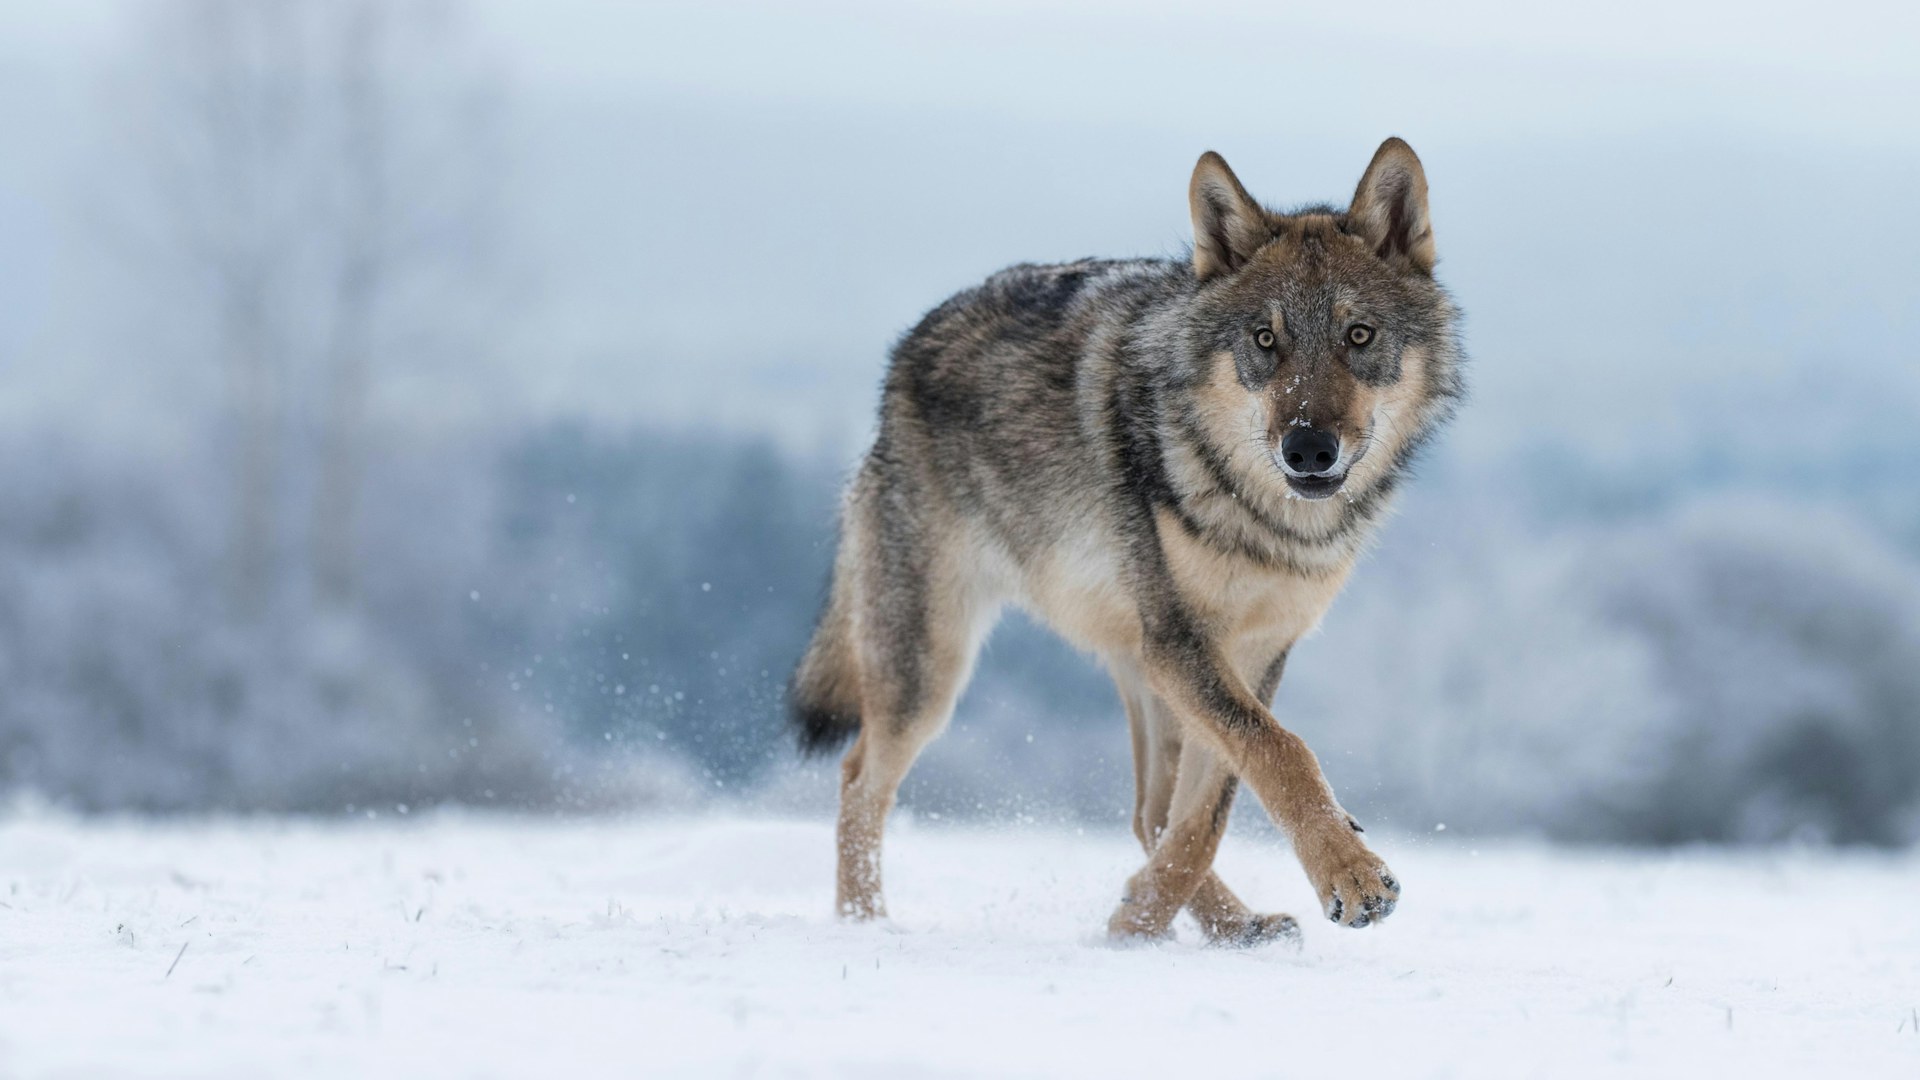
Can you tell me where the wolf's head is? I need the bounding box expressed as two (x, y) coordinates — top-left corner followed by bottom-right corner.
(1182, 139), (1462, 502)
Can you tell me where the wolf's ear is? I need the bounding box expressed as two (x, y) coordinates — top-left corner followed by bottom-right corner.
(1189, 152), (1269, 281)
(1348, 137), (1435, 273)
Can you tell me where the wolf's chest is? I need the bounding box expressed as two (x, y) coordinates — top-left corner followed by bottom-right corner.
(1155, 508), (1353, 659)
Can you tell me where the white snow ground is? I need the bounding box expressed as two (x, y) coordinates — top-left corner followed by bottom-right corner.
(1, 812), (1917, 1079)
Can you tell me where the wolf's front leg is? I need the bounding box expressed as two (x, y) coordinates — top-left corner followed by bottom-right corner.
(1118, 688), (1298, 945)
(1141, 639), (1400, 929)
(1108, 740), (1240, 940)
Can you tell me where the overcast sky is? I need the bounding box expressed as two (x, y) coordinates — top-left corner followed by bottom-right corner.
(470, 0), (1920, 148)
(4, 1), (1917, 465)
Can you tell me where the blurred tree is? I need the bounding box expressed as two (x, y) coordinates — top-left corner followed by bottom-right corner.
(119, 0), (502, 615)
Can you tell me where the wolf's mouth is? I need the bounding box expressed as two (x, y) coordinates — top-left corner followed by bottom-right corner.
(1284, 472), (1346, 500)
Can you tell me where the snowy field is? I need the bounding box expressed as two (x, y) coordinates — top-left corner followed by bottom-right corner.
(2, 812), (1918, 1079)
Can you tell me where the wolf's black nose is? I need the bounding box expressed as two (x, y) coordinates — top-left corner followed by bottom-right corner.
(1280, 428), (1340, 475)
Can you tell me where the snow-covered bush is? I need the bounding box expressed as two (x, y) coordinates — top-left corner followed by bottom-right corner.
(1297, 494), (1920, 845)
(3, 423), (1916, 846)
(0, 433), (609, 812)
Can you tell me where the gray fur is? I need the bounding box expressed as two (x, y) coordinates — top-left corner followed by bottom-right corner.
(791, 139), (1464, 937)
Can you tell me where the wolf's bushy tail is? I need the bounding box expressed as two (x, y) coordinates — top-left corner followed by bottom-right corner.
(788, 574), (862, 756)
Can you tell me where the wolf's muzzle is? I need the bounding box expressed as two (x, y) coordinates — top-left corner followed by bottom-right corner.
(1279, 427), (1340, 476)
(1278, 426), (1345, 498)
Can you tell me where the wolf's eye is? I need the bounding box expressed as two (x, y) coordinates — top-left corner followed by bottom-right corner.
(1254, 328), (1276, 350)
(1346, 324), (1374, 347)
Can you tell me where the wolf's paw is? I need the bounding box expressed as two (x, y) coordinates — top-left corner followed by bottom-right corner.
(1205, 911), (1302, 949)
(1106, 901), (1177, 944)
(1302, 823), (1400, 929)
(835, 894), (888, 922)
(1105, 882), (1183, 943)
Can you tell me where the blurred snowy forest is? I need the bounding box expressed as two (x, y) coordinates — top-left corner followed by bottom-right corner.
(1, 0), (1917, 845)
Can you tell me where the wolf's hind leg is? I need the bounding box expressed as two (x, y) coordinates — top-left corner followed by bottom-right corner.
(835, 492), (994, 921)
(1122, 688), (1182, 852)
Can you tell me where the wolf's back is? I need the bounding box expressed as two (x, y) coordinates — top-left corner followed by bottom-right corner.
(786, 257), (1186, 757)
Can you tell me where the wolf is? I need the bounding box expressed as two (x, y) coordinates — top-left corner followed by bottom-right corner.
(789, 138), (1463, 943)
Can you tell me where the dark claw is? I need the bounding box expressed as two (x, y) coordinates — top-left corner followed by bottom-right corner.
(1328, 895), (1344, 923)
(1350, 912), (1370, 928)
(1381, 873), (1398, 892)
(1349, 818), (1365, 833)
